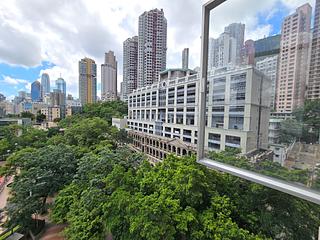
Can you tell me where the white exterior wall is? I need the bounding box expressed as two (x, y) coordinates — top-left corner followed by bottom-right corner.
(128, 66), (271, 155)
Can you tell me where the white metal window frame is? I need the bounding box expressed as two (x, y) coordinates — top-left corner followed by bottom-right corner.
(196, 0), (320, 205)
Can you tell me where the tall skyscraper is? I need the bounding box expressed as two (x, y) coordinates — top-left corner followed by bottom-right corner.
(79, 58), (97, 104)
(182, 48), (189, 69)
(55, 77), (66, 97)
(41, 73), (50, 97)
(308, 0), (320, 100)
(31, 80), (41, 102)
(101, 51), (117, 101)
(138, 9), (167, 88)
(276, 4), (312, 112)
(123, 36), (139, 100)
(209, 33), (237, 69)
(257, 55), (279, 110)
(224, 23), (245, 65)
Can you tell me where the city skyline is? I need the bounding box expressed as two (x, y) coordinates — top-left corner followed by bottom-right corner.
(0, 0), (314, 99)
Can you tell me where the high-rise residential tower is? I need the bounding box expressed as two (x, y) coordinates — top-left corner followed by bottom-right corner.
(182, 48), (189, 69)
(123, 36), (139, 100)
(138, 9), (167, 88)
(101, 51), (117, 101)
(31, 80), (42, 102)
(209, 33), (237, 69)
(276, 4), (312, 112)
(308, 0), (320, 100)
(41, 73), (50, 97)
(79, 58), (97, 104)
(257, 55), (279, 110)
(224, 23), (245, 65)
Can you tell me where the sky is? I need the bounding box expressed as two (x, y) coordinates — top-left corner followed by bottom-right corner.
(0, 0), (315, 100)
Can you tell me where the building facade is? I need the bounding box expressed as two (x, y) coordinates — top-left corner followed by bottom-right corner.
(241, 40), (255, 65)
(79, 58), (97, 104)
(182, 48), (189, 69)
(224, 23), (245, 65)
(276, 4), (312, 112)
(123, 36), (139, 100)
(101, 51), (117, 101)
(138, 9), (167, 88)
(128, 66), (271, 161)
(209, 33), (237, 69)
(50, 89), (65, 107)
(256, 55), (279, 110)
(41, 73), (50, 97)
(41, 107), (61, 122)
(254, 35), (281, 61)
(31, 81), (41, 102)
(55, 78), (66, 97)
(308, 0), (320, 100)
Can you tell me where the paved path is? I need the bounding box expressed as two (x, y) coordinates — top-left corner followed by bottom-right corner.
(40, 224), (66, 240)
(0, 176), (12, 209)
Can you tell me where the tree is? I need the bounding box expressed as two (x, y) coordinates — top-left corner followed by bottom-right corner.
(64, 117), (109, 147)
(6, 144), (78, 231)
(82, 101), (127, 124)
(36, 110), (46, 123)
(279, 119), (303, 144)
(0, 139), (10, 160)
(52, 154), (266, 240)
(20, 111), (35, 120)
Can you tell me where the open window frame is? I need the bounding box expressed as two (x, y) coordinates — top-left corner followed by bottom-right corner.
(196, 0), (320, 205)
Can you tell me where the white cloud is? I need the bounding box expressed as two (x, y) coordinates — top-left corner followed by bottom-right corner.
(0, 0), (316, 98)
(1, 75), (29, 85)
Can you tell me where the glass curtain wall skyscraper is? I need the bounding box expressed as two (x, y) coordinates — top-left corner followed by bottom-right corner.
(55, 77), (66, 97)
(31, 80), (41, 102)
(41, 73), (50, 97)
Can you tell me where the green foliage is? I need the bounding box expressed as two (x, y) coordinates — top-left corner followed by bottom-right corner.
(82, 101), (127, 124)
(63, 117), (109, 147)
(36, 111), (46, 123)
(282, 100), (320, 144)
(52, 154), (266, 240)
(209, 150), (309, 184)
(20, 111), (35, 120)
(6, 144), (78, 231)
(0, 138), (10, 157)
(279, 119), (303, 144)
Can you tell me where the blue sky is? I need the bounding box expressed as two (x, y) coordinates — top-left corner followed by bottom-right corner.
(0, 0), (314, 100)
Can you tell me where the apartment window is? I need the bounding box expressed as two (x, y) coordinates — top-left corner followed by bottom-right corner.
(146, 110), (150, 120)
(151, 110), (156, 120)
(212, 116), (224, 128)
(208, 133), (221, 149)
(229, 116), (244, 130)
(212, 106), (224, 113)
(186, 113), (195, 125)
(176, 113), (184, 124)
(167, 108), (174, 123)
(183, 129), (192, 136)
(225, 135), (241, 148)
(173, 128), (180, 134)
(229, 106), (245, 112)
